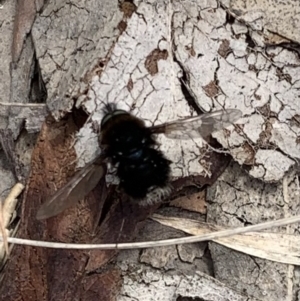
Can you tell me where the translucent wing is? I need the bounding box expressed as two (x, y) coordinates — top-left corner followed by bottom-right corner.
(36, 156), (106, 220)
(150, 109), (242, 140)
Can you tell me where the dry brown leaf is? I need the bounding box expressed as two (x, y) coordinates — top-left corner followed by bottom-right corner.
(3, 183), (24, 226)
(170, 190), (206, 214)
(0, 183), (24, 260)
(152, 214), (300, 265)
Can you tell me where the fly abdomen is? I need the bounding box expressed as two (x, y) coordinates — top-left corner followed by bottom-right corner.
(117, 148), (171, 200)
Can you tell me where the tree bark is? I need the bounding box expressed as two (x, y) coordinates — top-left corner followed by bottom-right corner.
(0, 0), (300, 300)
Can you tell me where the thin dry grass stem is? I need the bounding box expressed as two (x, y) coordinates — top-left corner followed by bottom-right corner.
(283, 175), (294, 299)
(0, 102), (46, 108)
(2, 211), (300, 250)
(0, 200), (9, 256)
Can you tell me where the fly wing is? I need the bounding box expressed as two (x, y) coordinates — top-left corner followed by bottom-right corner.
(150, 109), (242, 140)
(36, 157), (106, 220)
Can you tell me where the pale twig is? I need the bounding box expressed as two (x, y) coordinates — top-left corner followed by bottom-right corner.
(1, 212), (300, 250)
(0, 102), (46, 108)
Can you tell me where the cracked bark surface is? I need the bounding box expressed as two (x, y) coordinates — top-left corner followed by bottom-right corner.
(0, 1), (18, 199)
(0, 0), (300, 300)
(32, 0), (299, 182)
(207, 163), (300, 300)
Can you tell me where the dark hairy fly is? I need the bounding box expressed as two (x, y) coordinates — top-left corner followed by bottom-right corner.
(36, 103), (242, 219)
(100, 104), (171, 200)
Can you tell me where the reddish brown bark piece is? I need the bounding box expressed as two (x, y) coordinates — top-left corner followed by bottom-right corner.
(0, 112), (117, 301)
(145, 49), (169, 76)
(81, 269), (121, 301)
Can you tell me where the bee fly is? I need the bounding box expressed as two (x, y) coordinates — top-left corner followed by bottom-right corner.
(36, 103), (242, 220)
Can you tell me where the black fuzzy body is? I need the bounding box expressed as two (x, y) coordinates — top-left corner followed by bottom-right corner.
(100, 105), (171, 200)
